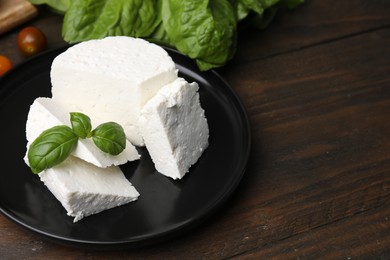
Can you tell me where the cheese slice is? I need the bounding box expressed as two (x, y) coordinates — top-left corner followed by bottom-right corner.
(50, 36), (178, 146)
(39, 156), (139, 222)
(139, 78), (209, 179)
(26, 97), (140, 168)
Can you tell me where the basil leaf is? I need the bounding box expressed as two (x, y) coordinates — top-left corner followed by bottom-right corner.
(161, 0), (237, 71)
(62, 0), (161, 43)
(27, 125), (78, 174)
(70, 112), (92, 139)
(91, 122), (126, 155)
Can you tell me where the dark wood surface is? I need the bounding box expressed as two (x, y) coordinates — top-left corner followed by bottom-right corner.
(1, 1), (390, 258)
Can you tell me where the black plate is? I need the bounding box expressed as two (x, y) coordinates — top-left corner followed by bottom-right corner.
(0, 46), (251, 248)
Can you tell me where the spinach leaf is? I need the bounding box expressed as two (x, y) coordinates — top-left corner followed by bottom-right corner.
(230, 0), (279, 22)
(161, 0), (237, 71)
(230, 0), (264, 21)
(29, 0), (71, 14)
(31, 0), (304, 71)
(145, 0), (173, 47)
(92, 122), (126, 156)
(251, 6), (278, 29)
(70, 112), (92, 139)
(147, 22), (172, 47)
(62, 0), (161, 43)
(27, 125), (78, 174)
(231, 0), (304, 28)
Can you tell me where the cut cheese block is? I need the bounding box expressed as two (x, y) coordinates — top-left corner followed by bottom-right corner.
(50, 36), (178, 146)
(26, 97), (140, 168)
(139, 78), (209, 179)
(39, 156), (139, 222)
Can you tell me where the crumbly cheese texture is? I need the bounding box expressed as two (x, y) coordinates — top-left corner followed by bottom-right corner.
(39, 156), (139, 222)
(25, 97), (140, 168)
(50, 36), (178, 146)
(139, 78), (209, 179)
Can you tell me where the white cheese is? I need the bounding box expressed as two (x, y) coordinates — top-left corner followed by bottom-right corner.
(26, 97), (140, 168)
(50, 36), (178, 146)
(139, 78), (209, 179)
(39, 156), (139, 222)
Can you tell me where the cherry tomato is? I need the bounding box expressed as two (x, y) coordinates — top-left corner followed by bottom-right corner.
(17, 27), (47, 57)
(0, 55), (13, 76)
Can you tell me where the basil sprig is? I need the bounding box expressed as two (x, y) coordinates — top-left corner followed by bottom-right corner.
(27, 112), (127, 174)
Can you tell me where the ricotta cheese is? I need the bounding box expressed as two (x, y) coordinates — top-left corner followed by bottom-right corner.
(39, 156), (139, 222)
(26, 97), (140, 168)
(139, 78), (209, 179)
(50, 36), (178, 146)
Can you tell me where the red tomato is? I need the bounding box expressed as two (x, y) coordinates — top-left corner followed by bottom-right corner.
(17, 27), (47, 57)
(0, 55), (13, 76)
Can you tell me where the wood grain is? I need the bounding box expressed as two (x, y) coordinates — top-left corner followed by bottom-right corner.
(233, 0), (390, 63)
(0, 0), (38, 35)
(240, 206), (390, 259)
(0, 0), (390, 258)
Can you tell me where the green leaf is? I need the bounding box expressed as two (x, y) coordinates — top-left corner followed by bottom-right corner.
(161, 0), (237, 71)
(230, 0), (304, 27)
(29, 0), (71, 14)
(251, 6), (279, 29)
(91, 122), (126, 156)
(146, 22), (172, 47)
(70, 112), (92, 139)
(27, 125), (78, 174)
(62, 0), (161, 43)
(145, 0), (173, 47)
(230, 0), (264, 21)
(230, 0), (279, 21)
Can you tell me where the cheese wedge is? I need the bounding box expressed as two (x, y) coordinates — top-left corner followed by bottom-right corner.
(39, 156), (139, 222)
(26, 97), (140, 168)
(139, 78), (209, 179)
(50, 36), (178, 146)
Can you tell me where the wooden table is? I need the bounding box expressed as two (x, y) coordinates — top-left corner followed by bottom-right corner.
(1, 1), (390, 258)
